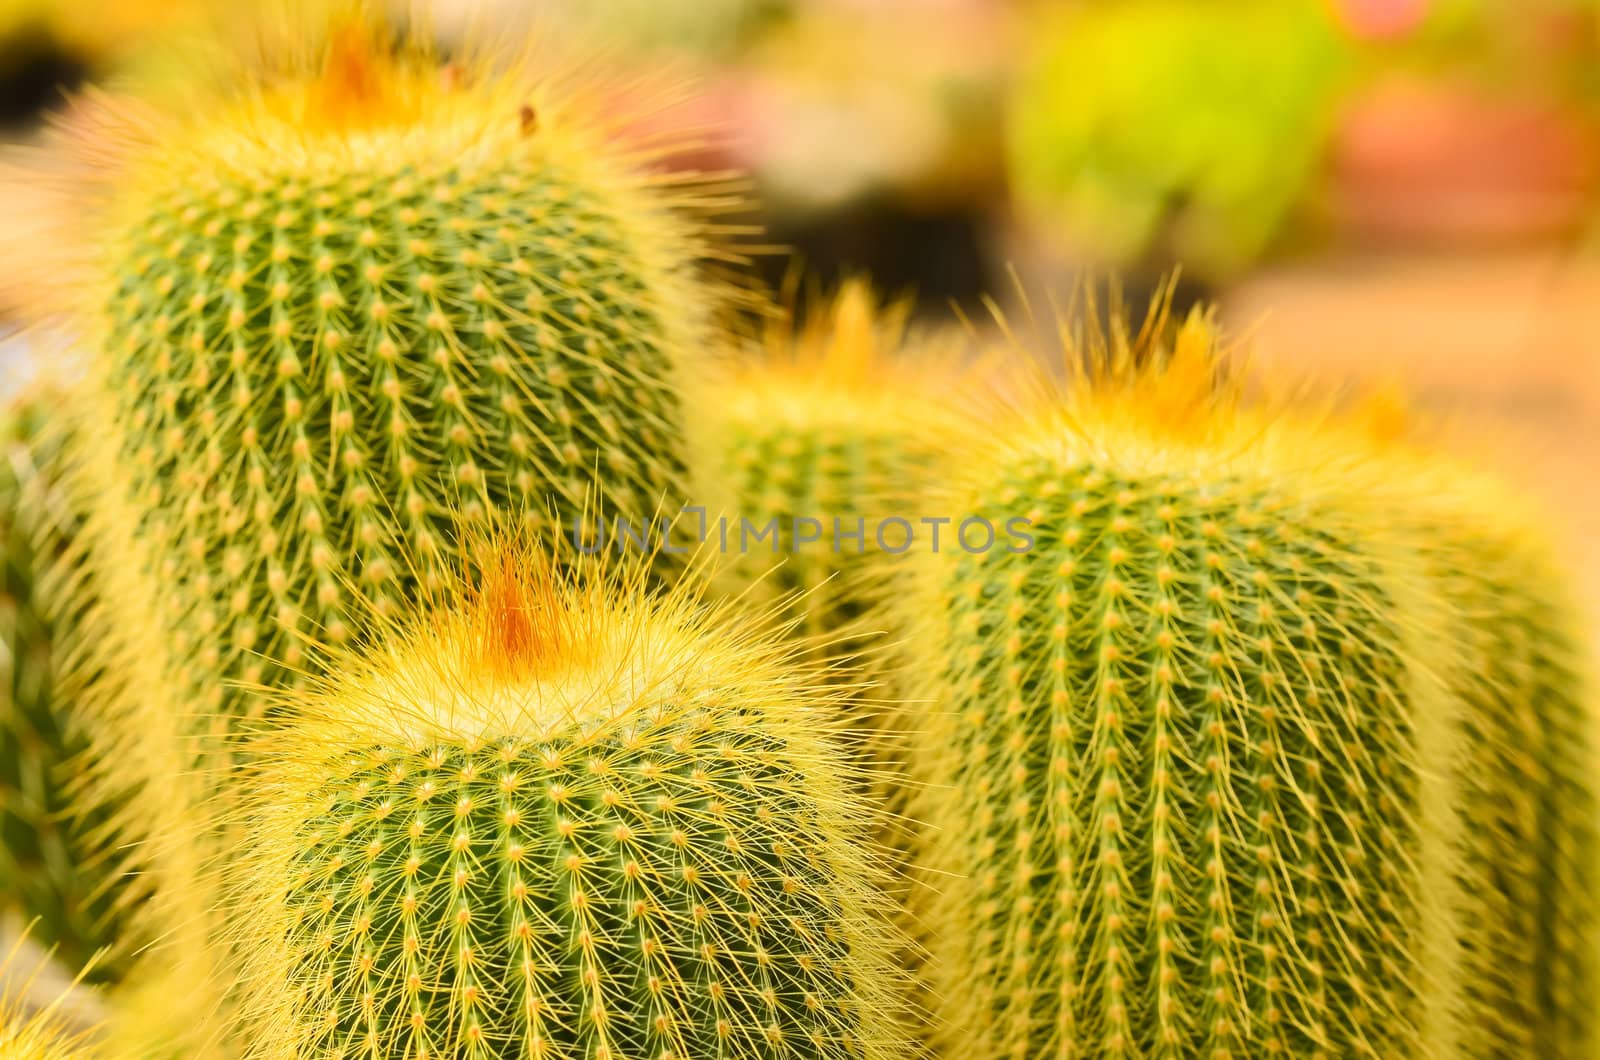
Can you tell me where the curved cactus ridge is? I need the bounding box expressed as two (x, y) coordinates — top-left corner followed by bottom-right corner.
(1342, 390), (1599, 1058)
(689, 280), (966, 644)
(888, 293), (1529, 1057)
(18, 11), (739, 1050)
(0, 384), (134, 984)
(231, 537), (912, 1060)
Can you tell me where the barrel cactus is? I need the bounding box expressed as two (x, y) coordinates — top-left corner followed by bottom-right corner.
(234, 542), (909, 1059)
(1437, 492), (1596, 1057)
(687, 282), (965, 848)
(19, 16), (733, 1049)
(0, 384), (128, 984)
(892, 305), (1558, 1056)
(69, 18), (721, 718)
(689, 281), (960, 645)
(1350, 397), (1598, 1058)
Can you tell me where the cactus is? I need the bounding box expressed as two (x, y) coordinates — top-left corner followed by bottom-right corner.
(18, 17), (734, 1049)
(0, 385), (129, 984)
(688, 281), (959, 646)
(1436, 495), (1597, 1057)
(76, 19), (722, 716)
(897, 300), (1600, 1056)
(893, 303), (1494, 1057)
(1350, 399), (1599, 1058)
(685, 282), (965, 847)
(233, 541), (909, 1059)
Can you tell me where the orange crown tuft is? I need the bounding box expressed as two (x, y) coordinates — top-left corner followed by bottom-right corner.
(460, 543), (579, 682)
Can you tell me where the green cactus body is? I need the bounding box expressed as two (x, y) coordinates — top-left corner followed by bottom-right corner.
(687, 284), (966, 856)
(1353, 424), (1600, 1059)
(1445, 521), (1596, 1058)
(30, 23), (731, 1049)
(896, 316), (1480, 1057)
(236, 546), (908, 1059)
(690, 283), (958, 646)
(0, 386), (128, 982)
(88, 29), (718, 719)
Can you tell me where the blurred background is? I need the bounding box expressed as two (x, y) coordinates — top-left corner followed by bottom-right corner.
(0, 0), (1596, 609)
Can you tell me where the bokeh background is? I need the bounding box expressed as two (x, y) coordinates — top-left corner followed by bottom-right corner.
(1, 0), (1597, 620)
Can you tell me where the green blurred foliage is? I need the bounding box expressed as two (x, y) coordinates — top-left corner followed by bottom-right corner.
(1009, 0), (1353, 280)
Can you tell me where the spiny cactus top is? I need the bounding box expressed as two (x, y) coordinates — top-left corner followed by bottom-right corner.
(689, 281), (962, 642)
(891, 305), (1498, 1058)
(0, 386), (129, 983)
(233, 543), (910, 1059)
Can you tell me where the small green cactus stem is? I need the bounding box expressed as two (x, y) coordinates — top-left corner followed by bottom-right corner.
(0, 385), (128, 983)
(235, 542), (909, 1060)
(895, 307), (1474, 1057)
(1442, 505), (1596, 1058)
(689, 281), (961, 646)
(1350, 398), (1599, 1058)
